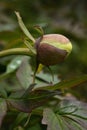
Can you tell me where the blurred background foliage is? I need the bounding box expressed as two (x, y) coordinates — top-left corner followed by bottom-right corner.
(0, 0), (87, 100)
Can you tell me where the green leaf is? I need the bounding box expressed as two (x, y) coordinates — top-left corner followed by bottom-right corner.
(0, 98), (7, 127)
(34, 75), (87, 91)
(62, 116), (85, 130)
(58, 99), (87, 120)
(6, 56), (23, 73)
(16, 57), (33, 89)
(57, 99), (87, 129)
(35, 70), (60, 85)
(0, 56), (24, 81)
(42, 108), (68, 130)
(15, 11), (35, 43)
(42, 99), (87, 130)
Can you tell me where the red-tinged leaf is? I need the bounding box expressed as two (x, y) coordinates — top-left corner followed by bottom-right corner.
(8, 90), (55, 113)
(34, 75), (87, 91)
(8, 99), (32, 113)
(8, 98), (49, 113)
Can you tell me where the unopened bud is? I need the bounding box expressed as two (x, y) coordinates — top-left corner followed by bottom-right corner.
(35, 34), (72, 66)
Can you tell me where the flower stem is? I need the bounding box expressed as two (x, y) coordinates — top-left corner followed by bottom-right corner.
(0, 48), (35, 58)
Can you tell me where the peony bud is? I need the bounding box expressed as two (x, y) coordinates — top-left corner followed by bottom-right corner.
(35, 34), (72, 66)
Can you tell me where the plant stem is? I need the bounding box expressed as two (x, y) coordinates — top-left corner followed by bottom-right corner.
(15, 11), (35, 43)
(0, 48), (36, 58)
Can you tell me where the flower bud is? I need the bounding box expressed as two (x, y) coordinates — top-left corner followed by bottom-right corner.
(35, 34), (72, 66)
